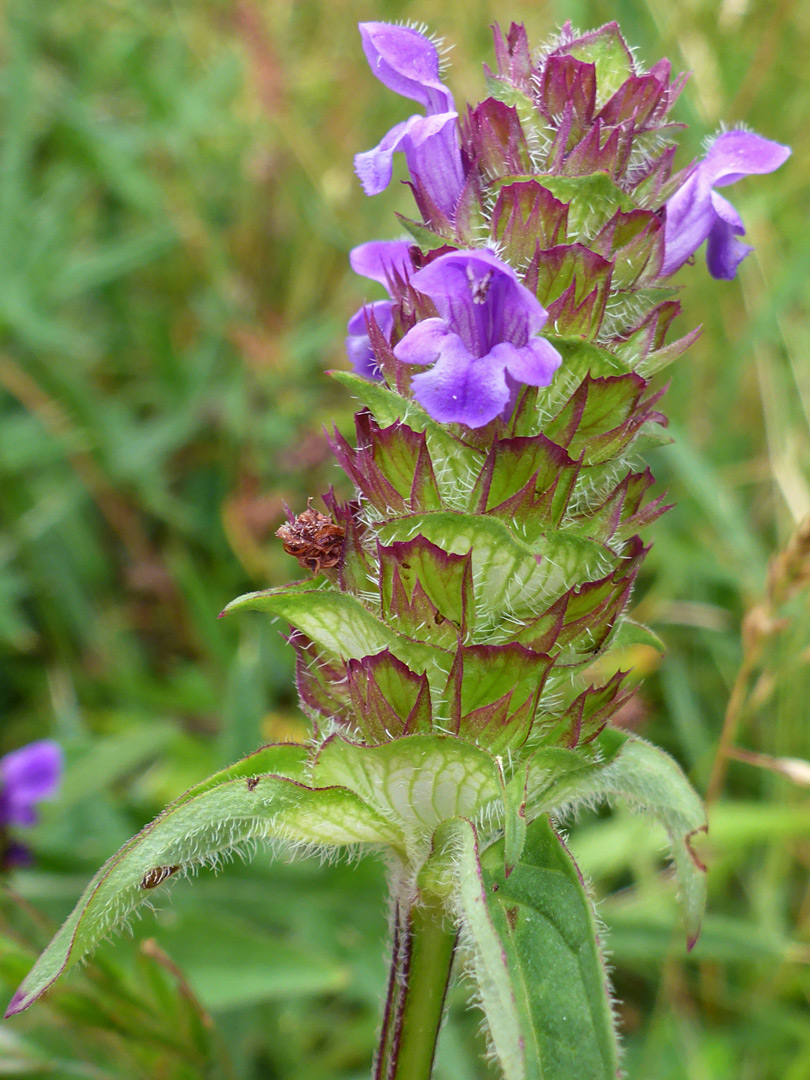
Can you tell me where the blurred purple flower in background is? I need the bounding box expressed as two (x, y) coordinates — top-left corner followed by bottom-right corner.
(394, 249), (562, 428)
(354, 22), (464, 221)
(345, 239), (413, 379)
(0, 740), (62, 869)
(662, 129), (790, 279)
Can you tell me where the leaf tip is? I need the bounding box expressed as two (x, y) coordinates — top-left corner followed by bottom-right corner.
(4, 986), (32, 1017)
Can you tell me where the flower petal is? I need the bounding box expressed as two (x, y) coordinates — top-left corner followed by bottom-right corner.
(350, 240), (413, 286)
(709, 190), (744, 231)
(661, 168), (715, 276)
(359, 22), (454, 115)
(705, 214), (752, 280)
(410, 337), (511, 428)
(491, 337), (562, 387)
(354, 112), (460, 204)
(409, 250), (548, 355)
(354, 117), (416, 196)
(0, 741), (62, 828)
(393, 318), (452, 366)
(401, 112), (464, 218)
(703, 130), (791, 189)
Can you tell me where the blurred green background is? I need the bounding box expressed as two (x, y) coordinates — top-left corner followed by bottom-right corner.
(0, 0), (808, 1077)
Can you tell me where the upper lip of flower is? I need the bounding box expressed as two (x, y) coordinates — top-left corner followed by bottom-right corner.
(662, 129), (790, 279)
(354, 23), (464, 220)
(358, 22), (455, 114)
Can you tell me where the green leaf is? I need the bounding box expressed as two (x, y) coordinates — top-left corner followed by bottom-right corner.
(587, 732), (707, 948)
(608, 617), (666, 654)
(377, 512), (610, 632)
(223, 583), (394, 658)
(223, 582), (449, 685)
(7, 765), (403, 1016)
(483, 816), (620, 1080)
(436, 816), (620, 1080)
(522, 746), (615, 815)
(395, 212), (451, 251)
(313, 734), (500, 850)
(526, 729), (707, 948)
(169, 741), (310, 807)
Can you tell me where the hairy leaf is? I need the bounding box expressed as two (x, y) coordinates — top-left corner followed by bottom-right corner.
(589, 730), (707, 947)
(7, 756), (403, 1017)
(524, 729), (707, 947)
(222, 583), (447, 683)
(478, 815), (620, 1080)
(434, 815), (619, 1080)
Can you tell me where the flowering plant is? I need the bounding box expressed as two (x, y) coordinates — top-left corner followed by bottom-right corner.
(6, 19), (788, 1080)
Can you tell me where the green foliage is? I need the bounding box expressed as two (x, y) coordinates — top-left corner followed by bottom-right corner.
(482, 816), (621, 1080)
(9, 747), (400, 1016)
(434, 815), (619, 1080)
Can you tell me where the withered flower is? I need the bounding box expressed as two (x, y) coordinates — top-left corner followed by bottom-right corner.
(276, 503), (344, 574)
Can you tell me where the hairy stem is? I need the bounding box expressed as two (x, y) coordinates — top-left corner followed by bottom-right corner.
(374, 891), (458, 1080)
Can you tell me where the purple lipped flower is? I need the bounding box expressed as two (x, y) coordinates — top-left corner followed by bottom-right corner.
(0, 740), (63, 828)
(393, 249), (562, 428)
(346, 239), (413, 380)
(354, 22), (464, 221)
(662, 129), (790, 280)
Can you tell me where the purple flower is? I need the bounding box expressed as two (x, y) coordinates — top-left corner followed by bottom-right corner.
(393, 250), (562, 428)
(354, 22), (464, 221)
(346, 239), (413, 380)
(662, 129), (790, 280)
(0, 740), (62, 828)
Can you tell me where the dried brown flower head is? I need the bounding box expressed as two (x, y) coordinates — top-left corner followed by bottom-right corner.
(276, 502), (345, 574)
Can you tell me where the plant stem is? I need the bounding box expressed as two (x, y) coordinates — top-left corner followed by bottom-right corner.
(374, 891), (458, 1080)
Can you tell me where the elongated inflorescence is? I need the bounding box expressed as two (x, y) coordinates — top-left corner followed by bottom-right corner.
(254, 19), (793, 762)
(336, 23), (781, 744)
